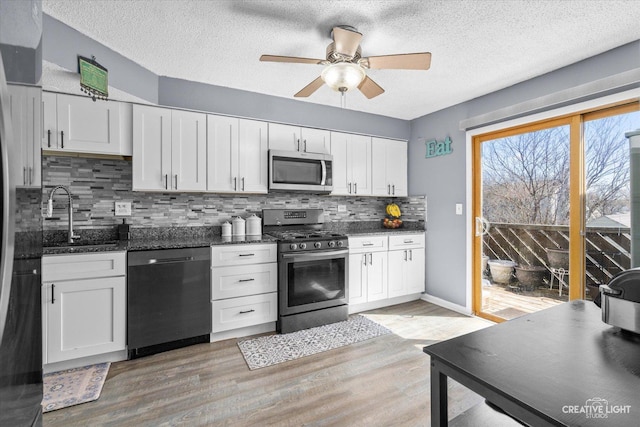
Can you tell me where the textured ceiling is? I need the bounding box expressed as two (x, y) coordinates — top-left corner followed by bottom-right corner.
(42, 0), (640, 120)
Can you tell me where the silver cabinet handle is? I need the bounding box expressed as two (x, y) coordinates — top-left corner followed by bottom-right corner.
(242, 177), (245, 191)
(354, 182), (357, 194)
(60, 130), (64, 148)
(409, 249), (413, 261)
(297, 138), (300, 151)
(303, 140), (307, 152)
(23, 167), (27, 185)
(51, 284), (55, 304)
(387, 184), (391, 195)
(164, 174), (168, 190)
(369, 253), (373, 265)
(348, 182), (352, 194)
(239, 309), (255, 314)
(362, 242), (374, 246)
(28, 167), (32, 185)
(238, 278), (255, 282)
(404, 239), (414, 244)
(363, 254), (367, 266)
(392, 184), (395, 195)
(238, 253), (255, 257)
(234, 177), (237, 191)
(47, 129), (51, 147)
(403, 250), (407, 261)
(174, 174), (178, 190)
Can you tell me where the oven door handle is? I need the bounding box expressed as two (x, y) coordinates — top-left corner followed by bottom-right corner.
(281, 249), (349, 259)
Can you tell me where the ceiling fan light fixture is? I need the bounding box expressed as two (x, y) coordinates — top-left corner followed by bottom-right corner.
(321, 62), (365, 92)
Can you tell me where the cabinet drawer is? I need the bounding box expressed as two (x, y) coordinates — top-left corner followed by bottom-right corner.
(388, 234), (425, 250)
(43, 251), (126, 281)
(211, 243), (276, 267)
(212, 263), (277, 300)
(212, 293), (277, 332)
(348, 235), (388, 253)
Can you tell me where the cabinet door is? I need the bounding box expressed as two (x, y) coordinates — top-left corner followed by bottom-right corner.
(371, 137), (390, 196)
(330, 132), (350, 195)
(406, 248), (425, 294)
(238, 119), (268, 193)
(43, 277), (126, 363)
(56, 94), (121, 154)
(349, 134), (372, 196)
(42, 91), (58, 149)
(133, 105), (172, 191)
(268, 123), (299, 151)
(172, 110), (207, 191)
(387, 249), (408, 298)
(7, 85), (41, 188)
(207, 114), (238, 192)
(386, 139), (408, 196)
(367, 251), (388, 301)
(348, 253), (367, 304)
(301, 127), (330, 154)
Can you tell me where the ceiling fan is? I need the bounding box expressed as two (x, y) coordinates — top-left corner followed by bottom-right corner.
(260, 25), (431, 99)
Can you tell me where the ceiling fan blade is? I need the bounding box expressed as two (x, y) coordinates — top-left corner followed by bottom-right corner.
(260, 55), (324, 65)
(358, 76), (385, 99)
(332, 26), (362, 58)
(363, 52), (432, 70)
(294, 76), (325, 97)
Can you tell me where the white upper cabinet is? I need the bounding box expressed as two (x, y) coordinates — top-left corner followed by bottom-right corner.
(371, 137), (408, 197)
(132, 105), (206, 192)
(42, 92), (132, 156)
(268, 123), (330, 154)
(207, 115), (268, 193)
(7, 85), (41, 188)
(330, 132), (372, 196)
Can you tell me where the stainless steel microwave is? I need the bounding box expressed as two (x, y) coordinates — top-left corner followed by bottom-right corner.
(268, 150), (333, 193)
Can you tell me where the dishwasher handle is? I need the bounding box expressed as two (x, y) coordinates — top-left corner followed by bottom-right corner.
(148, 256), (195, 264)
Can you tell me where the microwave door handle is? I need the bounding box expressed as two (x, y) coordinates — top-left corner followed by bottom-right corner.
(321, 160), (327, 185)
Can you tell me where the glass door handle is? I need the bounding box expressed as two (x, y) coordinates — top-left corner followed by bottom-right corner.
(475, 217), (490, 236)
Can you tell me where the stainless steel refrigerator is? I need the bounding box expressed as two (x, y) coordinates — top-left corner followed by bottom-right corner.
(0, 51), (43, 426)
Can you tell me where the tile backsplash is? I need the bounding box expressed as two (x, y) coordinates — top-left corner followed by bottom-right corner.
(42, 155), (426, 231)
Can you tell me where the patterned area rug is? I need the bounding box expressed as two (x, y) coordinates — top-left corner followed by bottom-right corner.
(238, 315), (392, 370)
(42, 363), (110, 413)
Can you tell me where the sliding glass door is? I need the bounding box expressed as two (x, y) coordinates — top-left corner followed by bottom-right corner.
(473, 101), (639, 322)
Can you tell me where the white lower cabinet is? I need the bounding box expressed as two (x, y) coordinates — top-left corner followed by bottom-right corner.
(388, 234), (426, 298)
(211, 243), (277, 337)
(348, 236), (388, 305)
(349, 233), (425, 313)
(42, 252), (126, 366)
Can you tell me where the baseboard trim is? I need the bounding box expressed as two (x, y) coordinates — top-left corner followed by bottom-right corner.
(44, 350), (127, 374)
(348, 294), (422, 314)
(421, 294), (472, 316)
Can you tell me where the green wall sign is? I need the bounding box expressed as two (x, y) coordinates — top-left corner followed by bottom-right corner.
(78, 55), (108, 100)
(425, 136), (452, 158)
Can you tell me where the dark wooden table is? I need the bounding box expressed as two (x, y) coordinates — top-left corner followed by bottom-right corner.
(423, 300), (640, 426)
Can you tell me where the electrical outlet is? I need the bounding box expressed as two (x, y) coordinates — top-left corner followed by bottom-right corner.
(115, 201), (132, 216)
(455, 203), (463, 215)
(337, 205), (347, 213)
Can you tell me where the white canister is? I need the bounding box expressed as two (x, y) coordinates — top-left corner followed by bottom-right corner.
(246, 214), (262, 236)
(221, 221), (232, 237)
(232, 216), (246, 236)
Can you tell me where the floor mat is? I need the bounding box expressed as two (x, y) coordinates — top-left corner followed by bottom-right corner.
(42, 362), (110, 412)
(237, 315), (392, 370)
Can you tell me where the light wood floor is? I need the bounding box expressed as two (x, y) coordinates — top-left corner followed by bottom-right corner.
(43, 300), (494, 427)
(482, 282), (566, 320)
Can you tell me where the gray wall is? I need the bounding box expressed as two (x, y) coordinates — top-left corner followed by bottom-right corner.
(409, 40), (640, 307)
(42, 14), (159, 104)
(0, 0), (42, 84)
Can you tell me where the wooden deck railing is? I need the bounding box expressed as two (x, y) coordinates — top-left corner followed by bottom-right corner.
(483, 222), (631, 286)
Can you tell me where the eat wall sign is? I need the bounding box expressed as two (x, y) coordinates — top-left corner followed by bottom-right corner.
(425, 136), (452, 158)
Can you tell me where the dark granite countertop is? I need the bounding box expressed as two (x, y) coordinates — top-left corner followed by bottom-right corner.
(42, 222), (425, 255)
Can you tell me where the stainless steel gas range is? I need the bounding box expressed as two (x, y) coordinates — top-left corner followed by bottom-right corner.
(263, 209), (348, 333)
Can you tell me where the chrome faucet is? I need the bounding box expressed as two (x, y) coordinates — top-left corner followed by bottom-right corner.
(46, 185), (80, 243)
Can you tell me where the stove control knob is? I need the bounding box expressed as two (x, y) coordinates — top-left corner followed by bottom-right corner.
(314, 242), (322, 249)
(299, 243), (307, 250)
(328, 241), (336, 248)
(337, 240), (344, 247)
(289, 243), (297, 250)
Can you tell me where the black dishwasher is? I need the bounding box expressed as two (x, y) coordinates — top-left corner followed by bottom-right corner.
(127, 247), (211, 358)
